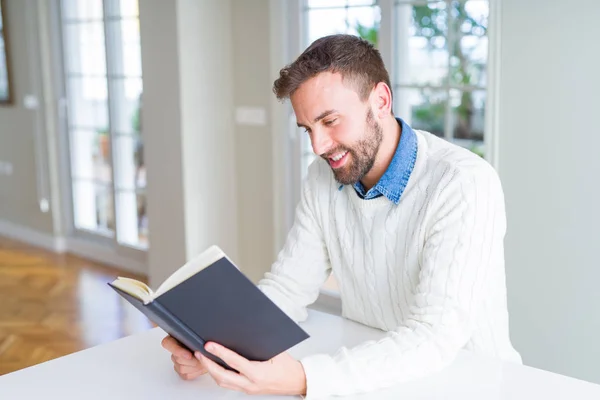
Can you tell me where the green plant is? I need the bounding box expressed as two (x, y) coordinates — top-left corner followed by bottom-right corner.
(355, 20), (379, 46)
(469, 144), (485, 158)
(413, 3), (486, 140)
(355, 4), (487, 146)
(131, 105), (141, 133)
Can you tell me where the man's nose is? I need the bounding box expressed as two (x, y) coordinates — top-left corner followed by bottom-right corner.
(310, 128), (333, 157)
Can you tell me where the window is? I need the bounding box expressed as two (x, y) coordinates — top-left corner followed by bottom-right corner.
(302, 0), (489, 163)
(393, 0), (488, 157)
(300, 0), (491, 294)
(61, 0), (147, 248)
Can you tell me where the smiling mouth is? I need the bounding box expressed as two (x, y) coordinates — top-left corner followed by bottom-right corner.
(327, 150), (349, 169)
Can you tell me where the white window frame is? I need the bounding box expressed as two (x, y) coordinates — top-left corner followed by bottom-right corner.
(52, 0), (147, 270)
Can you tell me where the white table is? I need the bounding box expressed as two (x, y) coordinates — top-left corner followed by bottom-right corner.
(1, 309), (599, 399)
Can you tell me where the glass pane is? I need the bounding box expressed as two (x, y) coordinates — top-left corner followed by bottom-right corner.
(67, 77), (108, 129)
(116, 191), (148, 248)
(450, 89), (485, 155)
(110, 77), (142, 134)
(0, 33), (7, 101)
(73, 181), (115, 233)
(395, 87), (447, 137)
(107, 19), (142, 77)
(70, 129), (112, 184)
(449, 0), (488, 87)
(346, 6), (381, 46)
(137, 193), (148, 247)
(307, 6), (380, 45)
(62, 0), (104, 20)
(114, 135), (145, 190)
(106, 0), (139, 17)
(308, 0), (376, 8)
(395, 2), (448, 85)
(63, 22), (107, 75)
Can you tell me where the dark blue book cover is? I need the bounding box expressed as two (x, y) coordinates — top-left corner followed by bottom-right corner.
(108, 249), (309, 371)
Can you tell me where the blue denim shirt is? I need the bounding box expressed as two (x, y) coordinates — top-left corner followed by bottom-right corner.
(339, 118), (418, 205)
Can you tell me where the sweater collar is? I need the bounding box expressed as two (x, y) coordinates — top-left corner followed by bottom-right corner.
(339, 117), (418, 205)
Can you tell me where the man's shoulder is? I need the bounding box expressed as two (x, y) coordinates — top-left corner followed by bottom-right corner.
(414, 130), (501, 189)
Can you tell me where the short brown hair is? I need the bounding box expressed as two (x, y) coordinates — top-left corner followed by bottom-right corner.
(273, 34), (392, 103)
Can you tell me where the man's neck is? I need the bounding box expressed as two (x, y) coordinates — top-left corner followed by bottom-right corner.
(360, 116), (401, 191)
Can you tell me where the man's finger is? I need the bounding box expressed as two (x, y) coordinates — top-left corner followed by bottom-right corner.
(184, 368), (208, 380)
(174, 364), (207, 380)
(196, 352), (253, 391)
(204, 342), (252, 374)
(161, 336), (192, 359)
(172, 354), (199, 367)
(174, 362), (207, 376)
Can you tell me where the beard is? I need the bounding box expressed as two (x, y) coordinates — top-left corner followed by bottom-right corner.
(323, 109), (383, 185)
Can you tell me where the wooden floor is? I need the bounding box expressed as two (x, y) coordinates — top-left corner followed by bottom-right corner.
(0, 236), (153, 376)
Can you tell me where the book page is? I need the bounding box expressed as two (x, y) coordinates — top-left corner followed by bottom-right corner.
(153, 245), (226, 298)
(111, 277), (153, 303)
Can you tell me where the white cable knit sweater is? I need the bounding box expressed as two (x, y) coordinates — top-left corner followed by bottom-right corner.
(258, 130), (522, 399)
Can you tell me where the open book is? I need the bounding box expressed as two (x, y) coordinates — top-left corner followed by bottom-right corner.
(110, 245), (228, 304)
(108, 245), (309, 371)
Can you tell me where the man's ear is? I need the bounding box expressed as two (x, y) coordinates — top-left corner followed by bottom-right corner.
(371, 82), (393, 119)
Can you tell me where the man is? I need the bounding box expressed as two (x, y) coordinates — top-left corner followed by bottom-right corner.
(162, 34), (522, 399)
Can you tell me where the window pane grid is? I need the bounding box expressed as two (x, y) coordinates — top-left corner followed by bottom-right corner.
(393, 0), (488, 152)
(63, 0), (146, 248)
(304, 0), (489, 151)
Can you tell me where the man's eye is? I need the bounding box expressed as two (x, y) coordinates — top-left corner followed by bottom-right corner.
(303, 128), (311, 134)
(324, 119), (337, 126)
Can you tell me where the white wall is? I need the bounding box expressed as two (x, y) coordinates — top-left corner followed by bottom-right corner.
(140, 0), (237, 286)
(177, 0), (237, 266)
(498, 0), (600, 384)
(0, 0), (56, 235)
(232, 0), (278, 284)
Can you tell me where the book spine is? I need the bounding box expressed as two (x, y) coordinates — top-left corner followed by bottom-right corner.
(151, 300), (234, 371)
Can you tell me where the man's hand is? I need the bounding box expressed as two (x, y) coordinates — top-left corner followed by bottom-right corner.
(161, 336), (208, 380)
(196, 342), (307, 396)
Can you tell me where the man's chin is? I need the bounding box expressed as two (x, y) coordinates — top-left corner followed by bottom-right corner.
(332, 170), (359, 186)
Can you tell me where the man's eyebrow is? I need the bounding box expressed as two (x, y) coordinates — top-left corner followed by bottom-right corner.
(296, 109), (338, 128)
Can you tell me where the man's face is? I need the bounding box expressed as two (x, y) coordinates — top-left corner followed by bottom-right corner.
(291, 72), (383, 185)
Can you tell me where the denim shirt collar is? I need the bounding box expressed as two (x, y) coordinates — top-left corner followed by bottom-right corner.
(339, 117), (418, 205)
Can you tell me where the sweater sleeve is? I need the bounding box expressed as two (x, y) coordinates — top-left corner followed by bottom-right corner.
(257, 167), (332, 323)
(299, 165), (507, 399)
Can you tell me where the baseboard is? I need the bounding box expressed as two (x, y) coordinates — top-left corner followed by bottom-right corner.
(66, 236), (147, 276)
(0, 219), (147, 276)
(0, 219), (66, 252)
